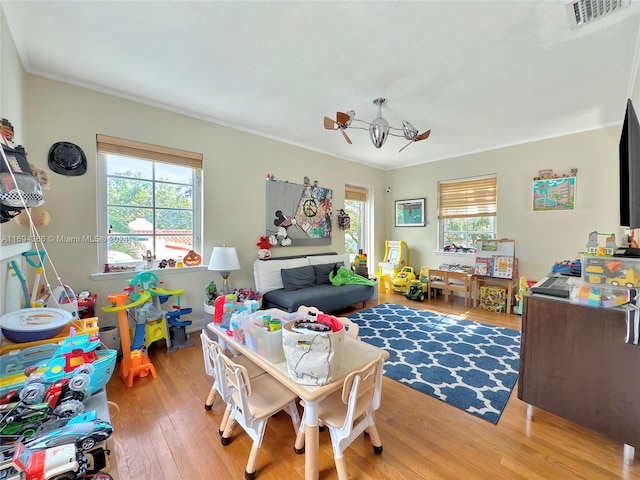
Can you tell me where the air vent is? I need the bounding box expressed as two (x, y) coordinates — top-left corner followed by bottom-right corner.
(566, 0), (631, 29)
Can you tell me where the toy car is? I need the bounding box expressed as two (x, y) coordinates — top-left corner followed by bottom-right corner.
(23, 420), (113, 453)
(392, 266), (416, 294)
(7, 441), (113, 480)
(405, 279), (429, 302)
(0, 402), (52, 439)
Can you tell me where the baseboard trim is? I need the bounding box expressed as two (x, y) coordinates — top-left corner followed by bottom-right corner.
(186, 318), (205, 334)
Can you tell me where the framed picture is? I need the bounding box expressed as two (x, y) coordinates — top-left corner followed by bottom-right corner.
(532, 176), (576, 211)
(395, 198), (426, 227)
(538, 169), (554, 179)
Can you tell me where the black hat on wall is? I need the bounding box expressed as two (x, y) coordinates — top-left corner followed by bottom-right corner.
(48, 142), (87, 176)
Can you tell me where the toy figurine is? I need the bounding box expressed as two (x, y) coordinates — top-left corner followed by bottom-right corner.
(142, 249), (155, 269)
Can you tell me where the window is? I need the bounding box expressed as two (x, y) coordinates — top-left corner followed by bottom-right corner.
(438, 176), (497, 250)
(344, 185), (369, 262)
(96, 135), (202, 270)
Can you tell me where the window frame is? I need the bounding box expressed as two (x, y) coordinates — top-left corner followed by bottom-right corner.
(437, 176), (497, 251)
(344, 184), (372, 265)
(96, 135), (203, 272)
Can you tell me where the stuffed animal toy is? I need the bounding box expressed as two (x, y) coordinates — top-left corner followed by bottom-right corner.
(269, 226), (291, 247)
(257, 235), (272, 259)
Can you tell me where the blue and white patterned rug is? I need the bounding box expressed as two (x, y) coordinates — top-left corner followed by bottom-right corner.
(348, 303), (520, 424)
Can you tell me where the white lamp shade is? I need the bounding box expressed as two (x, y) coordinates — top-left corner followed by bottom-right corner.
(208, 246), (240, 272)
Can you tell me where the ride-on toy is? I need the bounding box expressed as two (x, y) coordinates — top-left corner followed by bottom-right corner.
(392, 266), (416, 294)
(405, 267), (429, 302)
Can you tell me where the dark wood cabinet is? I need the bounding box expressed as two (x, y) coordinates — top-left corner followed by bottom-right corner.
(518, 293), (640, 452)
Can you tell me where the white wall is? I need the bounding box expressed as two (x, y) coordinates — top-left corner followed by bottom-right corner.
(0, 8), (28, 316)
(0, 75), (386, 326)
(1, 17), (637, 320)
(385, 126), (622, 282)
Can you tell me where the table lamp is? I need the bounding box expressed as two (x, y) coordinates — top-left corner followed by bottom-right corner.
(208, 246), (240, 294)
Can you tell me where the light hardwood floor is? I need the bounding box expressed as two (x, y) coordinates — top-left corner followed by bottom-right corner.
(106, 292), (640, 480)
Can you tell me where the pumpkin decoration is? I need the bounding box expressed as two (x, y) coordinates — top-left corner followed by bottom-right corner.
(183, 249), (202, 266)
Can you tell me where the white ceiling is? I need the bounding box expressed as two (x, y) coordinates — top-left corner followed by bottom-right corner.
(3, 1), (640, 170)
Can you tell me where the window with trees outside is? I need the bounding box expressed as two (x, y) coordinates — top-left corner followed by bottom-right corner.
(96, 135), (202, 270)
(344, 185), (369, 263)
(438, 176), (497, 251)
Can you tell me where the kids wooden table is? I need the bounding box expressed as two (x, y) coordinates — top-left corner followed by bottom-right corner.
(207, 316), (388, 480)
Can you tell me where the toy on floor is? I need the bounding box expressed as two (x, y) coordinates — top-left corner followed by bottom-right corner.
(165, 296), (195, 354)
(405, 266), (429, 302)
(376, 240), (408, 292)
(101, 271), (193, 387)
(392, 266), (415, 293)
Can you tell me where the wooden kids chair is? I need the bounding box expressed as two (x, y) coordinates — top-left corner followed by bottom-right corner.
(294, 354), (385, 480)
(217, 349), (301, 480)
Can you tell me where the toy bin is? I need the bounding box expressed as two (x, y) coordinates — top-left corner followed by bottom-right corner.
(240, 309), (299, 363)
(581, 255), (640, 288)
(568, 277), (635, 308)
(479, 285), (507, 313)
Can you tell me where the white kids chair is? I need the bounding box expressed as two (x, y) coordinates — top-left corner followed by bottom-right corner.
(294, 354), (385, 480)
(217, 349), (301, 480)
(199, 332), (266, 434)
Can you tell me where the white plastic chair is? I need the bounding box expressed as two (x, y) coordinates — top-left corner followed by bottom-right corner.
(199, 332), (266, 433)
(294, 354), (385, 480)
(335, 317), (360, 339)
(217, 349), (301, 480)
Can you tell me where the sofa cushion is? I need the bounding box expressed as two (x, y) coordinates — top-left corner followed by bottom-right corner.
(313, 262), (343, 284)
(307, 253), (350, 266)
(281, 265), (316, 291)
(262, 283), (374, 313)
(253, 257), (310, 293)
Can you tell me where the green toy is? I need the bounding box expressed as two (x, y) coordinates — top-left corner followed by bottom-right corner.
(405, 266), (429, 302)
(205, 281), (219, 306)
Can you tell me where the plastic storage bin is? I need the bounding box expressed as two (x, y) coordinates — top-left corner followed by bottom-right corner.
(240, 309), (305, 363)
(581, 255), (640, 287)
(568, 276), (635, 308)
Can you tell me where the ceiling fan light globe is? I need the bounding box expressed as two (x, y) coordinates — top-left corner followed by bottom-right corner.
(369, 117), (389, 148)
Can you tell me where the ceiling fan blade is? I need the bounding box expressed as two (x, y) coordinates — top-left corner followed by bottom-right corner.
(399, 129), (431, 153)
(415, 129), (431, 141)
(398, 139), (414, 153)
(324, 116), (337, 130)
(336, 111), (350, 125)
(340, 128), (352, 144)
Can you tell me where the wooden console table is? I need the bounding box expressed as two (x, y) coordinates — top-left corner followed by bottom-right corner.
(518, 293), (639, 465)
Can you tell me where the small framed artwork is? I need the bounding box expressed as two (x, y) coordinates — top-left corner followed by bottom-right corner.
(538, 169), (553, 179)
(395, 198), (426, 227)
(533, 176), (576, 211)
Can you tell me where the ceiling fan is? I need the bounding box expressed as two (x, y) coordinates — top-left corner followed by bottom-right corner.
(323, 98), (431, 153)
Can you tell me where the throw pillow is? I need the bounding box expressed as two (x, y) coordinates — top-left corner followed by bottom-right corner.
(281, 265), (316, 291)
(312, 262), (343, 284)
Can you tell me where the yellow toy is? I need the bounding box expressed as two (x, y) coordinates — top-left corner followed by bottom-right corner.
(375, 240), (408, 292)
(392, 266), (416, 293)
